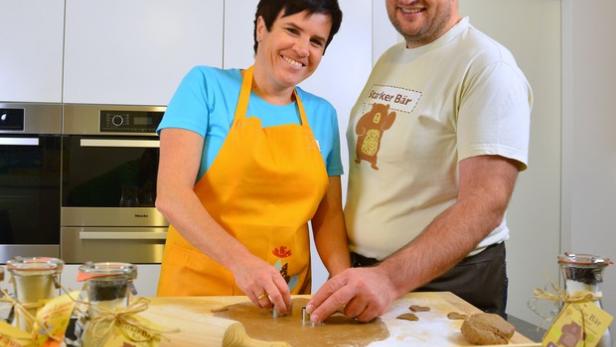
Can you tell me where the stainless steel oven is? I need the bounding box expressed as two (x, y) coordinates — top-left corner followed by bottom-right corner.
(0, 103), (62, 262)
(61, 104), (167, 263)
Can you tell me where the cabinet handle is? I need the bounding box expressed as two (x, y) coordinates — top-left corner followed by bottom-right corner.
(79, 231), (167, 240)
(80, 139), (159, 148)
(0, 137), (39, 146)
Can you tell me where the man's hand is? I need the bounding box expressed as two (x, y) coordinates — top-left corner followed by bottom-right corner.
(306, 266), (399, 323)
(230, 254), (292, 315)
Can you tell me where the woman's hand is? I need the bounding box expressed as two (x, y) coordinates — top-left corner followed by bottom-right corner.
(230, 253), (292, 315)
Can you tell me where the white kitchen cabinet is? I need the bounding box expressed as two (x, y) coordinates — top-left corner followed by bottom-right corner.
(63, 0), (224, 105)
(0, 0), (64, 102)
(133, 264), (161, 297)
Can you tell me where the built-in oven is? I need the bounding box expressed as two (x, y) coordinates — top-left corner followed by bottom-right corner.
(0, 103), (62, 262)
(61, 104), (167, 263)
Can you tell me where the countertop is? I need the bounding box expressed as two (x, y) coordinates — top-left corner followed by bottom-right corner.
(142, 292), (542, 346)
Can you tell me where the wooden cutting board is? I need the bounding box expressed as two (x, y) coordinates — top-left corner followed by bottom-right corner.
(140, 292), (540, 347)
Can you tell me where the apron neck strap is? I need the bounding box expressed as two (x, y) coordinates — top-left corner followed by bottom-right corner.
(234, 65), (309, 127)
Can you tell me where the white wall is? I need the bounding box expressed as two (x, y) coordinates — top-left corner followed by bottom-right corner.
(371, 0), (402, 63)
(563, 0), (616, 321)
(459, 0), (563, 326)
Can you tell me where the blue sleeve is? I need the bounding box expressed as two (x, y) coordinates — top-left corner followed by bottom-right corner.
(157, 66), (211, 137)
(325, 105), (344, 177)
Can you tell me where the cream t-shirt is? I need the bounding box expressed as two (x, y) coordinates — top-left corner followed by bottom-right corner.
(345, 17), (532, 260)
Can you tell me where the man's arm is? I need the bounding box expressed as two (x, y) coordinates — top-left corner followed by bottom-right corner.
(307, 155), (519, 322)
(311, 176), (351, 277)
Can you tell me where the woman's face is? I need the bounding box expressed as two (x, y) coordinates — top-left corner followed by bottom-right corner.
(255, 10), (332, 92)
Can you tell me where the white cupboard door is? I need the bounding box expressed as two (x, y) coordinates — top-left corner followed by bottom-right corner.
(64, 0), (224, 105)
(132, 264), (161, 297)
(0, 0), (64, 102)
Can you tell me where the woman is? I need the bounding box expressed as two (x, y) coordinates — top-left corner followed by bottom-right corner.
(155, 0), (350, 315)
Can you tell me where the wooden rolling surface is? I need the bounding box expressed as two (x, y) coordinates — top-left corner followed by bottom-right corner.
(139, 292), (541, 347)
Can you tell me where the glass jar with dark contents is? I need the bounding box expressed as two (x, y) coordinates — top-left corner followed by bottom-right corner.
(65, 262), (138, 347)
(79, 262), (137, 312)
(5, 257), (64, 331)
(558, 252), (612, 347)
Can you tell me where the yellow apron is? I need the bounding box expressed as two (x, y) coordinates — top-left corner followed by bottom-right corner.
(157, 66), (329, 296)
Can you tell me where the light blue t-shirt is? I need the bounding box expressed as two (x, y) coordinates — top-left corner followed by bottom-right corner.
(158, 66), (343, 181)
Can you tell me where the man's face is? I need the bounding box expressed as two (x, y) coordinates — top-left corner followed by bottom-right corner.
(386, 0), (459, 48)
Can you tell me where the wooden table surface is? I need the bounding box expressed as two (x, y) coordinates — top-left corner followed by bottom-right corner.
(140, 292), (541, 347)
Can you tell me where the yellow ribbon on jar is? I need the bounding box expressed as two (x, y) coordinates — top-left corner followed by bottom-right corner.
(86, 296), (178, 345)
(533, 287), (601, 304)
(0, 289), (59, 342)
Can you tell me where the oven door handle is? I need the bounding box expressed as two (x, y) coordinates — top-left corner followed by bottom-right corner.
(0, 137), (39, 146)
(79, 231), (167, 240)
(80, 139), (160, 148)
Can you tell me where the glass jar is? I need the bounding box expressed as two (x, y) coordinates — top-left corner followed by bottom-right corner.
(6, 256), (64, 331)
(78, 262), (138, 312)
(0, 265), (7, 321)
(71, 262), (138, 346)
(558, 252), (612, 347)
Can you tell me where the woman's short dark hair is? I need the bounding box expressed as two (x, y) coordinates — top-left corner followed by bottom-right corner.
(253, 0), (342, 54)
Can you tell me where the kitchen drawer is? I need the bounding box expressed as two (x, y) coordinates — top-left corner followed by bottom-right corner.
(61, 226), (166, 264)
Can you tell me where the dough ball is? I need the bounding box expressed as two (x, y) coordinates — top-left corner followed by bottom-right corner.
(461, 313), (515, 345)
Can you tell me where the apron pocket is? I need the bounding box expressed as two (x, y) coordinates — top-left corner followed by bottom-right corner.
(231, 223), (310, 290)
(159, 242), (235, 296)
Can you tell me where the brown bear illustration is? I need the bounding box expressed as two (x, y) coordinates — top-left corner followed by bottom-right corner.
(558, 322), (583, 347)
(354, 103), (396, 170)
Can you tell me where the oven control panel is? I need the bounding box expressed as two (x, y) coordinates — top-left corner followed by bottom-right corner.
(100, 110), (164, 133)
(0, 108), (25, 131)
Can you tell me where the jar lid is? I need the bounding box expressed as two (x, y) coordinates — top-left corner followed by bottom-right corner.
(6, 257), (64, 273)
(77, 262), (137, 282)
(558, 252), (613, 267)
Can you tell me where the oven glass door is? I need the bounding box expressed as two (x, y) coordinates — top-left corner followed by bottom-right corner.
(0, 135), (61, 244)
(62, 136), (159, 207)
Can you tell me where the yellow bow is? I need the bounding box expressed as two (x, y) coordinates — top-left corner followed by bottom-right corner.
(0, 289), (59, 342)
(533, 287), (601, 304)
(88, 297), (177, 344)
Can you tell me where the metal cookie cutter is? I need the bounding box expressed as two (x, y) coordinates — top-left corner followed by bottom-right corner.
(301, 306), (321, 327)
(272, 302), (291, 319)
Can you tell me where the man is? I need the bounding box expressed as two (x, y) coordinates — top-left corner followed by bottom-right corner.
(307, 0), (532, 322)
